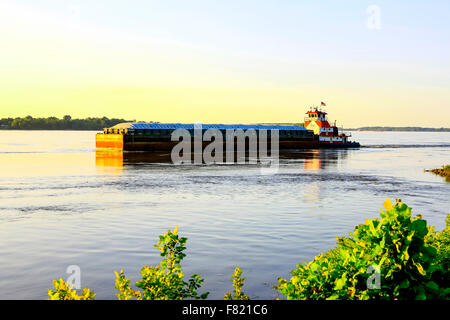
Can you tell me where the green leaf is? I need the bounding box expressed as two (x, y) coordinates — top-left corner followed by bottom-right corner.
(415, 292), (426, 300)
(411, 220), (428, 237)
(334, 275), (347, 290)
(399, 279), (409, 289)
(380, 237), (386, 249)
(310, 263), (319, 272)
(425, 281), (439, 292)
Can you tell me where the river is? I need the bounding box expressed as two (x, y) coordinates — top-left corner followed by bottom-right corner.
(0, 130), (449, 299)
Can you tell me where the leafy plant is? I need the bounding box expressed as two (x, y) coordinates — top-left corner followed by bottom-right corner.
(224, 267), (249, 300)
(47, 202), (448, 300)
(48, 279), (95, 300)
(425, 214), (450, 290)
(427, 165), (450, 182)
(277, 199), (450, 300)
(114, 225), (209, 300)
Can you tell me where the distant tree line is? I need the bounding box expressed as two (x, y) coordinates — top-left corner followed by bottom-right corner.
(1, 118), (448, 132)
(0, 115), (133, 130)
(348, 126), (450, 132)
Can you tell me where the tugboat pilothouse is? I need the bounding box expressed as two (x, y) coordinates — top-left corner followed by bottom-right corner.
(304, 102), (360, 148)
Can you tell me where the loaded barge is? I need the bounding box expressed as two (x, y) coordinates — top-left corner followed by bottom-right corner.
(96, 123), (318, 151)
(96, 104), (359, 151)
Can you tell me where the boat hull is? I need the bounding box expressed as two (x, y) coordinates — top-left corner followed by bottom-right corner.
(96, 133), (360, 151)
(318, 142), (360, 148)
(96, 133), (321, 151)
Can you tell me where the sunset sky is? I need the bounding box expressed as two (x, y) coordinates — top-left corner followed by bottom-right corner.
(1, 0), (449, 127)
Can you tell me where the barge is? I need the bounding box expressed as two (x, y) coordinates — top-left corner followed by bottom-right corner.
(96, 123), (318, 151)
(96, 103), (359, 151)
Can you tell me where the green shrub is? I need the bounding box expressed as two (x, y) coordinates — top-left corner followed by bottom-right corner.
(425, 214), (450, 289)
(47, 201), (448, 300)
(277, 199), (450, 300)
(224, 267), (249, 300)
(48, 279), (95, 300)
(114, 225), (209, 300)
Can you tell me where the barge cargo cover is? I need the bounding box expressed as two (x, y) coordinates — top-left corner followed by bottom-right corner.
(96, 122), (319, 151)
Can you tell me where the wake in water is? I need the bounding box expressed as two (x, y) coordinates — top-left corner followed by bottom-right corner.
(362, 144), (450, 148)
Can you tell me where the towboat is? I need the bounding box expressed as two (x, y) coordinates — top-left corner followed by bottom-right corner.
(304, 103), (360, 148)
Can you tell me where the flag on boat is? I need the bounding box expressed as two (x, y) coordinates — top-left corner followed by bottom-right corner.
(321, 101), (326, 106)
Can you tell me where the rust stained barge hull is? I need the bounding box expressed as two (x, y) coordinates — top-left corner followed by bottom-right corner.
(96, 122), (320, 151)
(96, 134), (320, 151)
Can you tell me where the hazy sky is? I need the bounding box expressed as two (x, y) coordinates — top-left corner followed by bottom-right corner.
(1, 0), (449, 127)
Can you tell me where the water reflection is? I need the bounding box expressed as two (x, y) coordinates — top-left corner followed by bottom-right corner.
(280, 149), (349, 170)
(95, 149), (349, 171)
(95, 150), (124, 174)
(95, 150), (172, 168)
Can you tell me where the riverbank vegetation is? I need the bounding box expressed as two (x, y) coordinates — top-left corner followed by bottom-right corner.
(276, 199), (449, 299)
(426, 165), (450, 182)
(0, 115), (131, 130)
(48, 199), (449, 300)
(115, 225), (209, 300)
(426, 165), (450, 183)
(2, 117), (449, 132)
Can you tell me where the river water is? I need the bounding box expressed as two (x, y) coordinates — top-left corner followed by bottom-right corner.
(0, 130), (449, 299)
